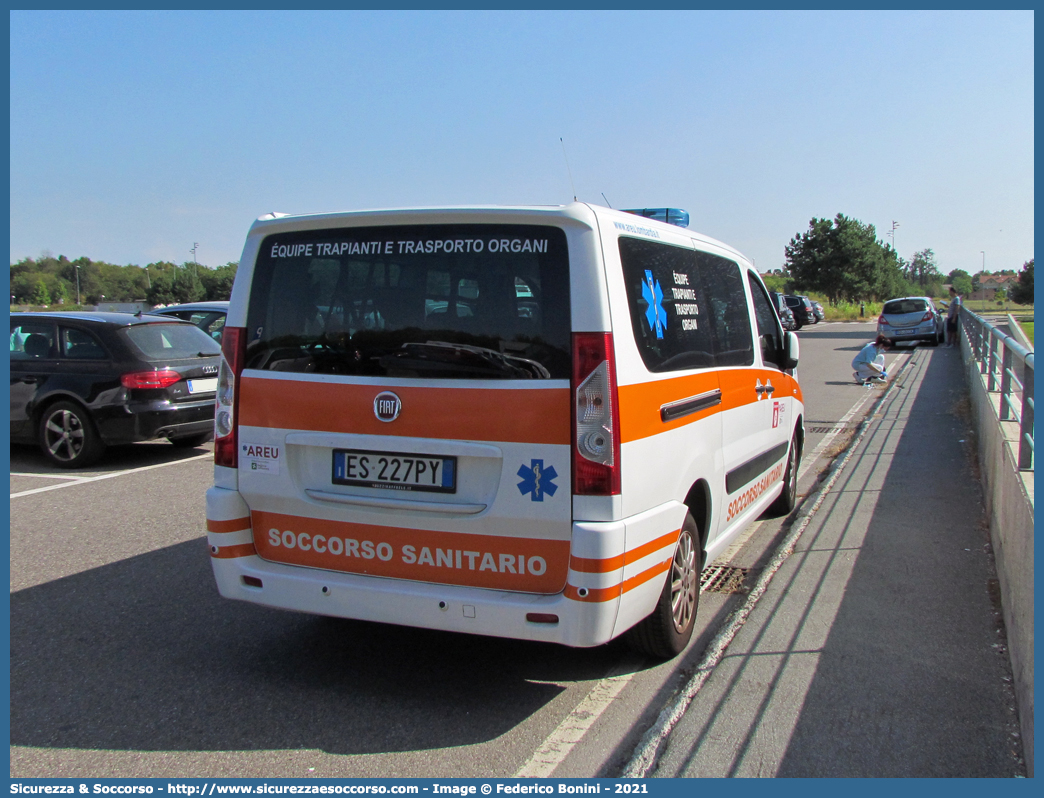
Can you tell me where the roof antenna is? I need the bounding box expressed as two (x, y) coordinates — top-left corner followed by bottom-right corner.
(560, 138), (577, 202)
(601, 193), (612, 208)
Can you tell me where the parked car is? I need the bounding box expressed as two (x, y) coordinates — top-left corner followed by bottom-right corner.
(10, 312), (222, 467)
(151, 301), (228, 342)
(877, 296), (944, 347)
(811, 300), (825, 322)
(769, 291), (797, 330)
(783, 294), (817, 328)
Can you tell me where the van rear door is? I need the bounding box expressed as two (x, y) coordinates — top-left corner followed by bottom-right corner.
(235, 223), (574, 594)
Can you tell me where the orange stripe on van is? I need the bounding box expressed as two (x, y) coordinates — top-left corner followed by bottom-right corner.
(619, 368), (802, 443)
(569, 529), (679, 573)
(207, 516), (252, 534)
(238, 377), (570, 445)
(618, 373), (719, 443)
(252, 510), (569, 594)
(210, 543), (258, 559)
(565, 557), (672, 603)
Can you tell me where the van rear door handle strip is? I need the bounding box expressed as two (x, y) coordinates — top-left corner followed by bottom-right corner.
(305, 488), (487, 515)
(660, 389), (722, 422)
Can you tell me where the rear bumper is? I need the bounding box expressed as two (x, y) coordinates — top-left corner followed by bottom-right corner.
(205, 487), (684, 648)
(94, 398), (214, 444)
(878, 326), (938, 343)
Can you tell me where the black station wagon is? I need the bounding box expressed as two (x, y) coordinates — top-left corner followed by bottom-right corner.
(10, 312), (222, 467)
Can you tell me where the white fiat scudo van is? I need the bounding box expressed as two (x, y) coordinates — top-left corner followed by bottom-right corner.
(206, 203), (803, 658)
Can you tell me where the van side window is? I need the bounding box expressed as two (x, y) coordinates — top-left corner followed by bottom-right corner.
(697, 252), (753, 367)
(747, 273), (784, 370)
(620, 237), (753, 371)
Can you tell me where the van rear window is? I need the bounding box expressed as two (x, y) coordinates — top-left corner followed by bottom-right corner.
(246, 225), (570, 379)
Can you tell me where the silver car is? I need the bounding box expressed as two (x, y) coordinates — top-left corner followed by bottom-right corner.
(877, 296), (944, 346)
(151, 301), (228, 343)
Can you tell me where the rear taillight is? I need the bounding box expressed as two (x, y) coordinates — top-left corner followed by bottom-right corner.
(921, 311), (934, 322)
(121, 370), (181, 389)
(214, 326), (246, 468)
(878, 315), (888, 326)
(571, 332), (621, 495)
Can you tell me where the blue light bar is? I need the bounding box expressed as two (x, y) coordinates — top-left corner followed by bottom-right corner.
(621, 208), (690, 228)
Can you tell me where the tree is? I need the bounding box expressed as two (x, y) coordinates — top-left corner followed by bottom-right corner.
(144, 262), (180, 305)
(946, 268), (973, 297)
(32, 279), (51, 306)
(200, 261), (238, 301)
(1010, 259), (1034, 304)
(176, 262), (206, 303)
(761, 273), (788, 293)
(909, 248), (942, 292)
(784, 213), (905, 302)
(142, 261), (205, 304)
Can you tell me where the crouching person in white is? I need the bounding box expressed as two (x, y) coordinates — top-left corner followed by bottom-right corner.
(852, 335), (889, 383)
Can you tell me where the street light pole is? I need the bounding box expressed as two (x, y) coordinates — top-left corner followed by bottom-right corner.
(75, 264), (81, 306)
(981, 251), (985, 311)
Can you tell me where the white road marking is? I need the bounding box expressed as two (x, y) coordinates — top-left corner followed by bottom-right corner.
(10, 452), (212, 499)
(798, 386), (877, 479)
(514, 657), (644, 777)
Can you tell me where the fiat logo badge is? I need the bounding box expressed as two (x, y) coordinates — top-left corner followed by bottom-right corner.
(373, 391), (401, 423)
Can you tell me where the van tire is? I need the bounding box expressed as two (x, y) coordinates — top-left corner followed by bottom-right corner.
(625, 512), (701, 659)
(767, 430), (800, 516)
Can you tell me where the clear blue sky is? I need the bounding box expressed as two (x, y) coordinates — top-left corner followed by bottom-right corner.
(9, 10), (1034, 277)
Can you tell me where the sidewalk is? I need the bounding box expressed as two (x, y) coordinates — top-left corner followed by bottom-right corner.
(647, 343), (1026, 777)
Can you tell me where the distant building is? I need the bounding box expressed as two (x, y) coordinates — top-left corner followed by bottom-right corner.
(974, 274), (1017, 301)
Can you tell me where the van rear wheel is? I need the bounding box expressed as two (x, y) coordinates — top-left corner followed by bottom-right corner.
(626, 512), (701, 659)
(768, 430), (800, 516)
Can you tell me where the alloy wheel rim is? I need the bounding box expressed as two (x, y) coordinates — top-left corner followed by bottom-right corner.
(45, 410), (84, 461)
(670, 531), (698, 632)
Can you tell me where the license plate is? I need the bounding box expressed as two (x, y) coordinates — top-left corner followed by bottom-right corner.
(187, 378), (217, 394)
(332, 449), (457, 493)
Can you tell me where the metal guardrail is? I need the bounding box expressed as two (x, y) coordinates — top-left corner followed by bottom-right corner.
(961, 307), (1035, 470)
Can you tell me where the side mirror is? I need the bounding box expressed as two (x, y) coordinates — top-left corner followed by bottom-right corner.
(783, 331), (799, 369)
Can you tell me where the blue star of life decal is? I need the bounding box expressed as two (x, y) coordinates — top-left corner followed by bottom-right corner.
(642, 269), (667, 339)
(517, 459), (559, 502)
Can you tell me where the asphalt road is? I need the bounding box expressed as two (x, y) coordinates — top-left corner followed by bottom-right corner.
(9, 322), (915, 779)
